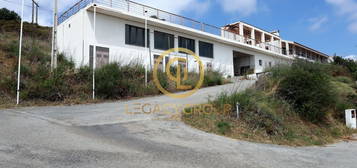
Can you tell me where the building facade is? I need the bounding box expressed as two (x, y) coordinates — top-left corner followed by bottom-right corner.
(57, 0), (329, 77)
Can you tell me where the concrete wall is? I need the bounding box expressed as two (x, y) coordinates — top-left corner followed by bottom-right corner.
(57, 9), (291, 77)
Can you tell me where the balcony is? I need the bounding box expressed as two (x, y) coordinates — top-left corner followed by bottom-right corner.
(58, 0), (283, 55)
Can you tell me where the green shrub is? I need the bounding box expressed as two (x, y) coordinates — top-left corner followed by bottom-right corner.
(214, 89), (287, 135)
(216, 121), (231, 135)
(276, 61), (336, 123)
(95, 62), (152, 99)
(334, 76), (353, 84)
(158, 71), (169, 89)
(76, 66), (92, 82)
(0, 8), (20, 21)
(26, 41), (50, 63)
(95, 63), (123, 99)
(20, 54), (76, 101)
(333, 56), (357, 80)
(203, 70), (224, 87)
(25, 67), (70, 101)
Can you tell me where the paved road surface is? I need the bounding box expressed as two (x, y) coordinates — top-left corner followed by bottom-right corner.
(1, 80), (357, 168)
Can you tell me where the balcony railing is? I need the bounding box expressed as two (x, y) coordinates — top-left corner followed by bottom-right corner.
(58, 0), (283, 55)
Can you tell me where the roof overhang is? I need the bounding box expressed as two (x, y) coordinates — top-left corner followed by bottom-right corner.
(85, 4), (293, 60)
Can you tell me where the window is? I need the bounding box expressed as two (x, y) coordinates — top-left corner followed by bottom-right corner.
(269, 62), (272, 67)
(199, 41), (214, 58)
(125, 24), (149, 47)
(259, 60), (262, 66)
(154, 31), (174, 50)
(89, 45), (110, 68)
(179, 36), (195, 53)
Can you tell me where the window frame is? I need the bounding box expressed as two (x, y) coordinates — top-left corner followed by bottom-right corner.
(125, 24), (149, 47)
(154, 31), (174, 50)
(199, 41), (214, 58)
(178, 36), (195, 53)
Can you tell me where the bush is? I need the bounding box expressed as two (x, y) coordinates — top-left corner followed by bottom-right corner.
(334, 76), (353, 84)
(95, 62), (154, 99)
(0, 8), (20, 21)
(95, 63), (124, 99)
(276, 61), (336, 123)
(203, 70), (224, 87)
(333, 56), (357, 80)
(216, 121), (231, 135)
(214, 90), (287, 135)
(20, 54), (77, 101)
(76, 66), (92, 82)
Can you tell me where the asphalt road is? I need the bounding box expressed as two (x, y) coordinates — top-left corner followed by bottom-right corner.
(1, 80), (357, 168)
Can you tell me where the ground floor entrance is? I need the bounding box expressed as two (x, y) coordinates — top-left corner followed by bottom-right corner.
(233, 51), (254, 76)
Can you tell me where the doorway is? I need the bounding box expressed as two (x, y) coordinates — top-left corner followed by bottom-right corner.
(233, 51), (254, 76)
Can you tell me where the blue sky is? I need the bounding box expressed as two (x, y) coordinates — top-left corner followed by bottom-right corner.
(1, 0), (356, 58)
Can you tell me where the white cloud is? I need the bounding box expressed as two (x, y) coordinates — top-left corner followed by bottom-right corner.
(308, 16), (329, 31)
(325, 0), (357, 34)
(344, 54), (357, 60)
(219, 0), (257, 16)
(348, 22), (357, 33)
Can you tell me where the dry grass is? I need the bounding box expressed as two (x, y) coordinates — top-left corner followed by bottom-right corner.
(182, 63), (357, 146)
(182, 106), (355, 146)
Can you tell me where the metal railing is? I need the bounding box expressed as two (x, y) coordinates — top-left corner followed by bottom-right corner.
(58, 0), (93, 24)
(58, 0), (283, 55)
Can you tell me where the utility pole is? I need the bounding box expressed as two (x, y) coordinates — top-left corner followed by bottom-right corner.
(16, 0), (25, 105)
(51, 0), (58, 71)
(31, 0), (39, 24)
(92, 4), (97, 99)
(144, 10), (148, 86)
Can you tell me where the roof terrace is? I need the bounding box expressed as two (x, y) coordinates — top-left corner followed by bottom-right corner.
(58, 0), (284, 55)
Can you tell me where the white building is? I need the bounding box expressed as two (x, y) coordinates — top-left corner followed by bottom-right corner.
(57, 0), (330, 77)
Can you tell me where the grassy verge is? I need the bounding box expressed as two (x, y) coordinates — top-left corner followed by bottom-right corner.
(183, 61), (357, 146)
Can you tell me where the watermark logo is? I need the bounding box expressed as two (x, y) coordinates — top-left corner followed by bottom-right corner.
(153, 48), (204, 99)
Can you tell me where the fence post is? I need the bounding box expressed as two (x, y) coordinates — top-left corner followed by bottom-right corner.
(236, 102), (240, 119)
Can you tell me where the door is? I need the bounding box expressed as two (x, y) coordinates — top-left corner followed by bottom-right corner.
(96, 47), (109, 68)
(89, 45), (109, 69)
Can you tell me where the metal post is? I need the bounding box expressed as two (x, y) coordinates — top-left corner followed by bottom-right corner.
(236, 102), (240, 119)
(51, 0), (58, 71)
(92, 5), (97, 99)
(32, 2), (34, 24)
(144, 10), (151, 71)
(36, 5), (38, 24)
(145, 64), (148, 87)
(16, 0), (25, 105)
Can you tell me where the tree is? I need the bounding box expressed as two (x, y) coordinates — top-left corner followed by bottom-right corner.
(333, 56), (357, 79)
(0, 8), (21, 21)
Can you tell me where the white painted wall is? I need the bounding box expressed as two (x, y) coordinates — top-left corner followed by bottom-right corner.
(57, 8), (292, 77)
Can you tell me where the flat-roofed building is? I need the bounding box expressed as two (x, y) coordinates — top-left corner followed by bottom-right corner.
(57, 0), (330, 77)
